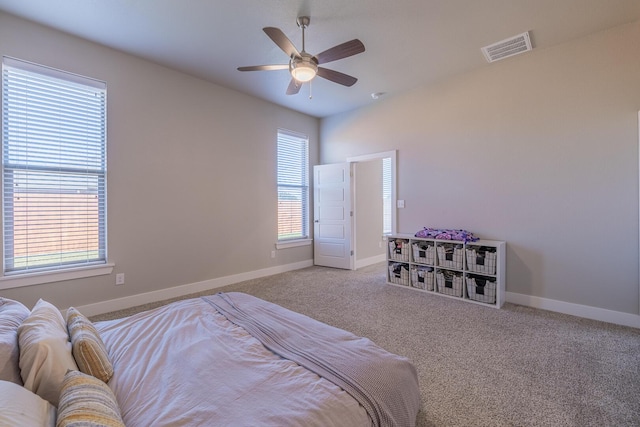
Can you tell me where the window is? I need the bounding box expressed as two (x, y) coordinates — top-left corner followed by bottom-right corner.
(382, 157), (392, 234)
(277, 130), (309, 242)
(2, 57), (107, 275)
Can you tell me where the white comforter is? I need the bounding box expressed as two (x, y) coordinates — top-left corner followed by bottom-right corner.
(95, 297), (372, 426)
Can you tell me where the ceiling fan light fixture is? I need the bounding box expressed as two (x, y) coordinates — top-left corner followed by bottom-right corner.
(290, 60), (317, 82)
(238, 16), (364, 95)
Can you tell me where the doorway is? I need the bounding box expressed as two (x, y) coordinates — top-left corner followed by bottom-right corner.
(349, 151), (397, 269)
(312, 151), (397, 270)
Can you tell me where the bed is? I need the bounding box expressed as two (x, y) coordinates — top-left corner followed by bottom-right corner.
(0, 293), (421, 426)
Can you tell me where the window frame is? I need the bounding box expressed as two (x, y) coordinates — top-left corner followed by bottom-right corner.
(276, 129), (311, 248)
(0, 57), (112, 289)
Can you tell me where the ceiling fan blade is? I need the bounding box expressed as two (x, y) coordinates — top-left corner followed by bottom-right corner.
(316, 67), (358, 87)
(237, 64), (289, 72)
(263, 27), (300, 58)
(286, 78), (302, 95)
(315, 39), (365, 64)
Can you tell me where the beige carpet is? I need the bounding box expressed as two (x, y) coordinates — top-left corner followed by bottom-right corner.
(92, 263), (640, 427)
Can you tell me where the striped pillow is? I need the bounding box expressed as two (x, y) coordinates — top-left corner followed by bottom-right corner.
(56, 370), (125, 427)
(66, 308), (113, 383)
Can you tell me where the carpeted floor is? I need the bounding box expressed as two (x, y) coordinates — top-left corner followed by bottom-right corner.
(92, 263), (640, 427)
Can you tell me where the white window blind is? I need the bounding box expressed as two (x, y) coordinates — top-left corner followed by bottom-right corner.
(2, 57), (107, 274)
(277, 130), (309, 241)
(382, 157), (392, 234)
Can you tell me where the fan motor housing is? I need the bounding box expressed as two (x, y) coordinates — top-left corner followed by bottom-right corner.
(289, 53), (318, 82)
(296, 16), (311, 28)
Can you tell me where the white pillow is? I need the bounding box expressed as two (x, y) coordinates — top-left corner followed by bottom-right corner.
(0, 380), (56, 427)
(0, 298), (30, 385)
(17, 299), (78, 407)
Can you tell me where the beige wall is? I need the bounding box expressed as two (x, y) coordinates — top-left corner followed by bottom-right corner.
(321, 21), (640, 315)
(0, 12), (319, 309)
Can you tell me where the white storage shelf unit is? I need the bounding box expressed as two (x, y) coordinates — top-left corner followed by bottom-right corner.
(387, 234), (506, 308)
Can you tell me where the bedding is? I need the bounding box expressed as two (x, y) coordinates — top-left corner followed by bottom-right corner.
(95, 292), (421, 426)
(0, 297), (30, 385)
(204, 292), (421, 426)
(0, 380), (56, 427)
(17, 299), (78, 407)
(66, 307), (114, 383)
(57, 369), (125, 427)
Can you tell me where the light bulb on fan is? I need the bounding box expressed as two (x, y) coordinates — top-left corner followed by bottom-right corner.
(290, 56), (317, 82)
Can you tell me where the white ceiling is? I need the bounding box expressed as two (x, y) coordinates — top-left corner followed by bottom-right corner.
(1, 0), (639, 118)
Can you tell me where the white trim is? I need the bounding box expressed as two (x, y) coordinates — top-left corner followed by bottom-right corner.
(355, 254), (386, 270)
(506, 291), (640, 329)
(75, 260), (313, 317)
(347, 150), (396, 163)
(0, 263), (114, 290)
(3, 56), (106, 89)
(276, 239), (312, 249)
(349, 162), (355, 270)
(277, 129), (310, 243)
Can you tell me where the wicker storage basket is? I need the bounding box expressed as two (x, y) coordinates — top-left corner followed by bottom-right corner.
(436, 270), (464, 297)
(388, 239), (410, 262)
(436, 243), (464, 269)
(412, 242), (436, 265)
(466, 246), (497, 275)
(465, 275), (497, 304)
(388, 263), (409, 286)
(410, 266), (434, 291)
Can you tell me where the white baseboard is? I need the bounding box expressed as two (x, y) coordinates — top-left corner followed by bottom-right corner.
(77, 260), (313, 317)
(506, 292), (640, 329)
(77, 261), (639, 329)
(355, 254), (386, 270)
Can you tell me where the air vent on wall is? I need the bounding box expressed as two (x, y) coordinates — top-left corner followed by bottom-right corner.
(481, 31), (532, 63)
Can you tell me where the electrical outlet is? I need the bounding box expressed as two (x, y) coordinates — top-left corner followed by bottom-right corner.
(270, 250), (276, 259)
(115, 273), (125, 285)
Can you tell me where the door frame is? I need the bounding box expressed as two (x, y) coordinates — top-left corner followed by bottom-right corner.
(347, 150), (398, 267)
(347, 150), (398, 234)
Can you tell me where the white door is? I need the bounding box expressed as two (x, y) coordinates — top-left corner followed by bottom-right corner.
(313, 163), (353, 269)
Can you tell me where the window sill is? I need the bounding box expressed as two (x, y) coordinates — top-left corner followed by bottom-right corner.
(276, 239), (313, 250)
(0, 263), (115, 290)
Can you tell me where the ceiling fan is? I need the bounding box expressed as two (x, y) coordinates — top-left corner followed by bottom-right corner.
(237, 16), (365, 95)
